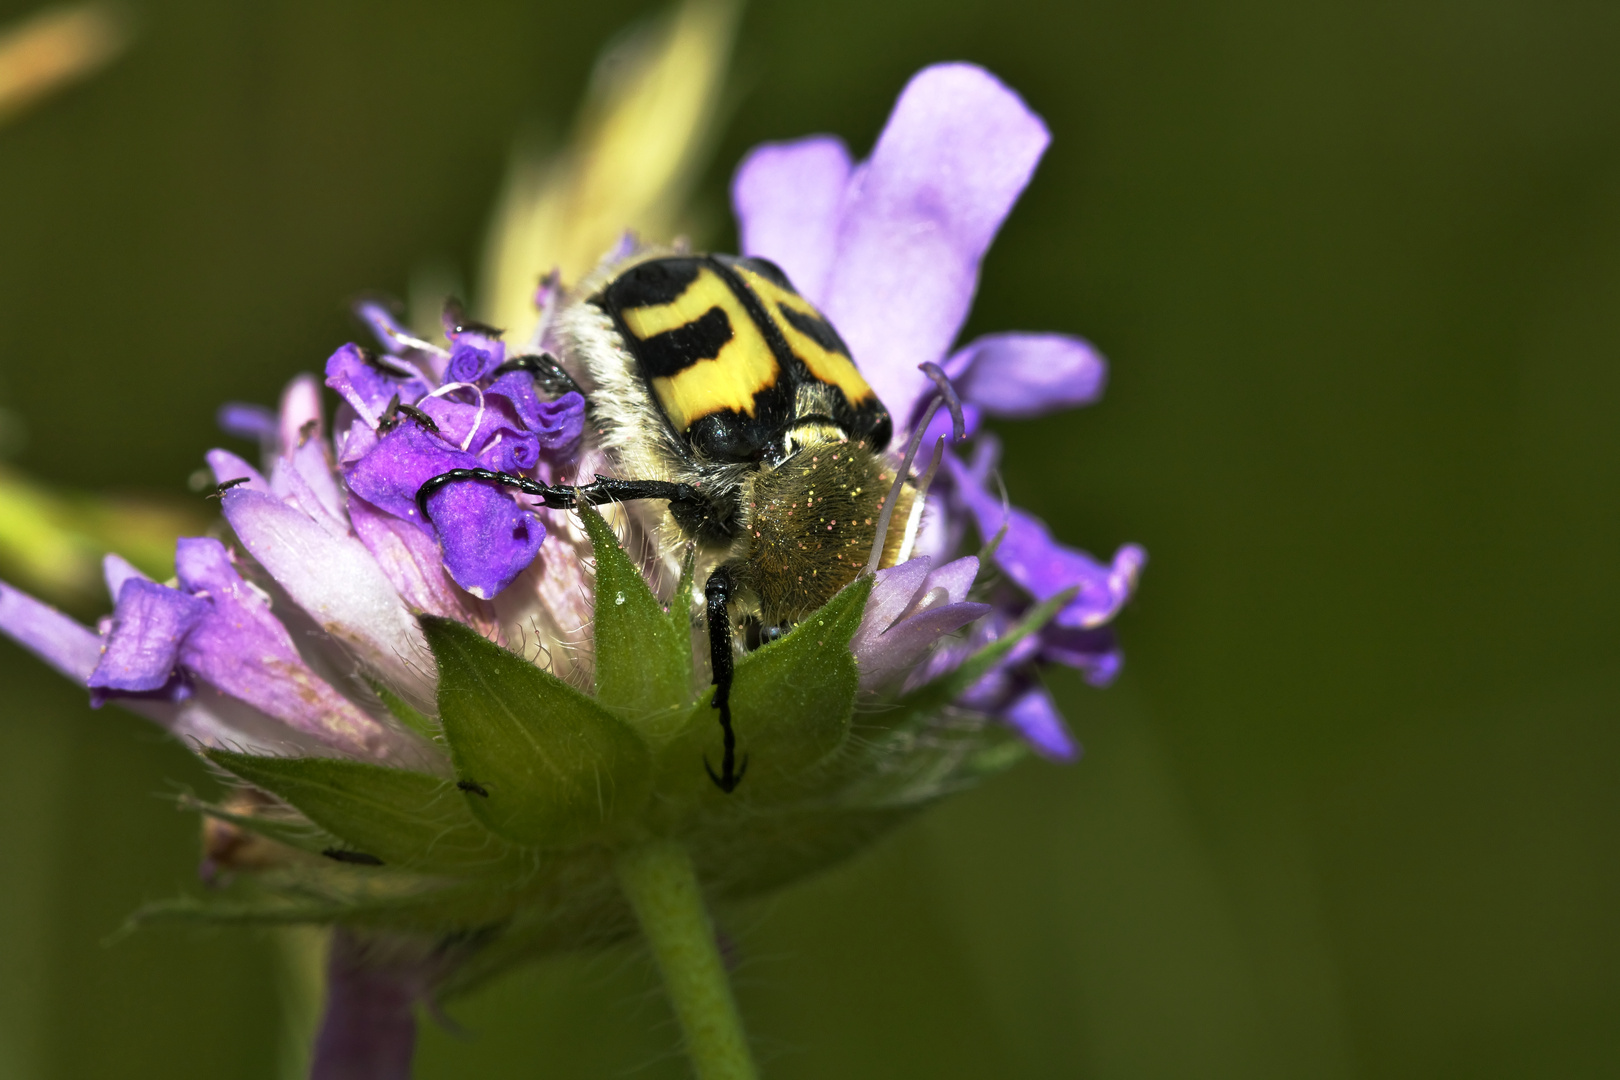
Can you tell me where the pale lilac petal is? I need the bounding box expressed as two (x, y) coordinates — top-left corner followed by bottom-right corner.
(220, 489), (435, 707)
(0, 579), (101, 680)
(88, 579), (210, 692)
(206, 449), (269, 493)
(732, 136), (853, 304)
(853, 557), (932, 645)
(945, 332), (1107, 417)
(922, 555), (979, 606)
(820, 64), (1050, 426)
(310, 931), (418, 1080)
(174, 537), (389, 756)
(945, 453), (1145, 629)
(216, 403), (277, 451)
(102, 553), (149, 601)
(278, 374), (323, 457)
(348, 495), (471, 621)
(857, 600), (991, 692)
(335, 416), (379, 467)
(266, 439), (347, 534)
(1002, 684), (1077, 760)
(357, 301), (413, 355)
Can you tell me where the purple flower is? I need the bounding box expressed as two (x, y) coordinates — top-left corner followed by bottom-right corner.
(0, 57), (1146, 1079)
(735, 62), (1145, 752)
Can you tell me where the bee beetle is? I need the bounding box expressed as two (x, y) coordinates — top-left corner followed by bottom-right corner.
(417, 253), (923, 793)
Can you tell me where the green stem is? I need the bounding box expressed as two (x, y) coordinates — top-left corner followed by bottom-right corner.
(616, 839), (758, 1080)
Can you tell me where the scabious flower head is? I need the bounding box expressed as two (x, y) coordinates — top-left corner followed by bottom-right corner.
(0, 59), (1143, 1070)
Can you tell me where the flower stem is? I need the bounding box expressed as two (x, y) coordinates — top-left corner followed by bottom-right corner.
(616, 839), (758, 1080)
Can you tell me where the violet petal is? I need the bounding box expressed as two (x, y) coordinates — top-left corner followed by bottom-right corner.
(344, 423), (477, 531)
(945, 332), (1107, 417)
(326, 342), (429, 427)
(102, 552), (149, 601)
(1001, 683), (1078, 761)
(356, 301), (413, 356)
(732, 135), (854, 304)
(819, 64), (1050, 427)
(0, 579), (102, 681)
(88, 579), (210, 692)
(1041, 625), (1124, 687)
(428, 478), (546, 601)
(343, 424), (545, 600)
(945, 453), (1145, 629)
(918, 402), (980, 449)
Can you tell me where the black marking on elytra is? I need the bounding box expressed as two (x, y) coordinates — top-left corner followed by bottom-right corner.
(776, 303), (851, 355)
(322, 848), (384, 866)
(633, 306), (734, 377)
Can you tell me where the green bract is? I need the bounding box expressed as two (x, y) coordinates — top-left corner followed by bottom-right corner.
(144, 504), (1051, 998)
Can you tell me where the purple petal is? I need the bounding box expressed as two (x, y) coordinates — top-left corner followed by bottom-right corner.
(856, 557), (933, 641)
(344, 423), (476, 529)
(326, 343), (430, 427)
(1001, 684), (1078, 761)
(486, 375), (585, 454)
(922, 555), (979, 606)
(310, 930), (418, 1080)
(1041, 625), (1124, 687)
(945, 332), (1107, 417)
(278, 375), (324, 458)
(206, 449), (269, 493)
(428, 479), (545, 600)
(216, 403), (278, 449)
(732, 136), (853, 304)
(446, 342), (501, 384)
(0, 579), (102, 680)
(88, 579), (210, 692)
(478, 430), (540, 473)
(219, 489), (436, 707)
(356, 301), (414, 355)
(945, 453), (1145, 629)
(343, 424), (544, 600)
(819, 64), (1050, 426)
(102, 552), (149, 601)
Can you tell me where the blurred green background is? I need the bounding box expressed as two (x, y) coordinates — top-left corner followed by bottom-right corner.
(1, 0), (1617, 1076)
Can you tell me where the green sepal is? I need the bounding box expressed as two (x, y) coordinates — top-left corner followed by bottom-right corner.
(578, 503), (691, 722)
(366, 676), (439, 740)
(654, 575), (872, 810)
(176, 790), (338, 857)
(421, 615), (653, 848)
(204, 749), (528, 877)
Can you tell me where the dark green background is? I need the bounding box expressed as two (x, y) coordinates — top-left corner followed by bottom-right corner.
(2, 0), (1616, 1075)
